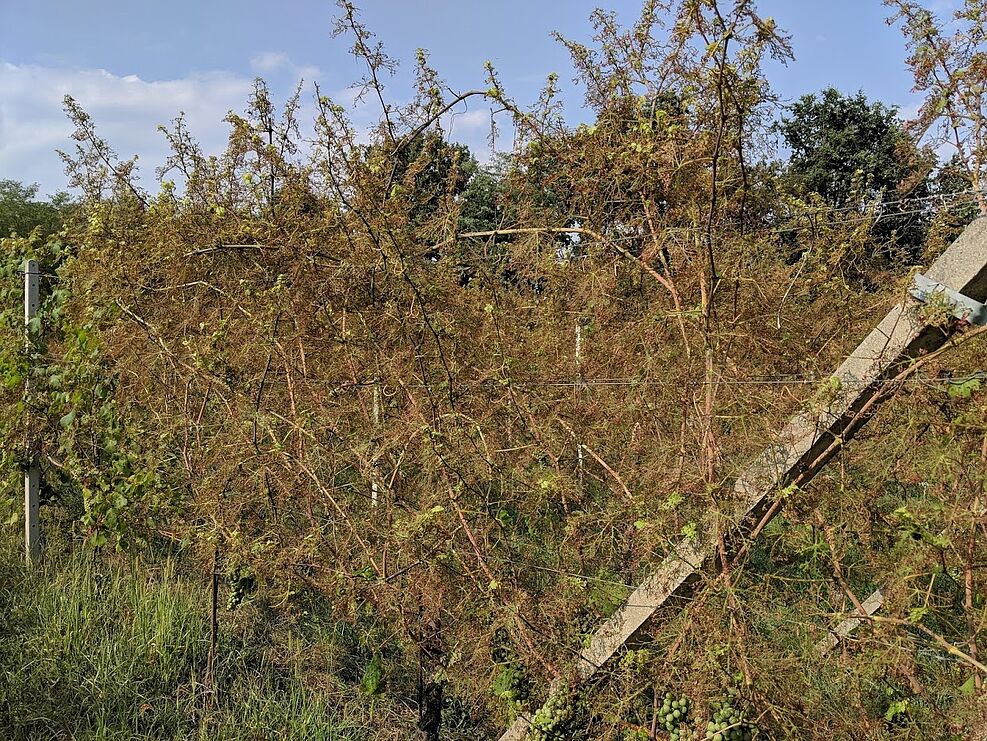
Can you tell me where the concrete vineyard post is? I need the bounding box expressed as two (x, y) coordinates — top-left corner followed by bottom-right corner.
(372, 380), (381, 508)
(23, 259), (40, 563)
(575, 322), (584, 488)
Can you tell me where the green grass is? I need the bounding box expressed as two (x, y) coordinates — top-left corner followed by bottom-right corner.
(0, 537), (359, 740)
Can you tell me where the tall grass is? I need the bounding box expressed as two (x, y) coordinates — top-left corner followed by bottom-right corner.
(0, 536), (358, 740)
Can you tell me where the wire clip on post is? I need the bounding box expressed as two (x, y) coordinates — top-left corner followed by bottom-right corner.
(910, 273), (987, 326)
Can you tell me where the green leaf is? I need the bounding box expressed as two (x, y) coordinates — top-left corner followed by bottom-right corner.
(959, 675), (977, 696)
(493, 665), (522, 699)
(661, 492), (683, 511)
(59, 409), (76, 428)
(884, 699), (908, 721)
(907, 606), (928, 624)
(947, 377), (982, 399)
(361, 654), (384, 695)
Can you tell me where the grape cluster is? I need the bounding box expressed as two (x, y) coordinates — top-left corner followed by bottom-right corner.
(704, 694), (757, 741)
(529, 684), (576, 741)
(491, 628), (531, 706)
(225, 565), (256, 611)
(492, 664), (531, 704)
(659, 692), (690, 739)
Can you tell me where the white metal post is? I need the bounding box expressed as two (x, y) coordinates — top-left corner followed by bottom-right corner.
(23, 259), (40, 563)
(575, 322), (584, 488)
(371, 381), (380, 508)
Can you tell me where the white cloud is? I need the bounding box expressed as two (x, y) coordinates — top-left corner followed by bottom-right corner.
(250, 51), (321, 83)
(445, 108), (490, 136)
(0, 60), (505, 198)
(897, 101), (921, 121)
(334, 85), (364, 107)
(441, 106), (502, 163)
(250, 51), (290, 73)
(0, 62), (256, 196)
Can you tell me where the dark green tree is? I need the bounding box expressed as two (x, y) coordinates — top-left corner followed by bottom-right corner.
(0, 180), (71, 239)
(381, 132), (483, 229)
(777, 88), (918, 206)
(457, 164), (504, 235)
(378, 133), (507, 277)
(922, 153), (980, 257)
(776, 88), (931, 262)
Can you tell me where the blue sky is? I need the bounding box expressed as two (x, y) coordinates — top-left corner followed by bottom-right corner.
(0, 0), (958, 196)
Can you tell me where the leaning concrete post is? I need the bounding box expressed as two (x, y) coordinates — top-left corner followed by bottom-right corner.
(501, 219), (987, 740)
